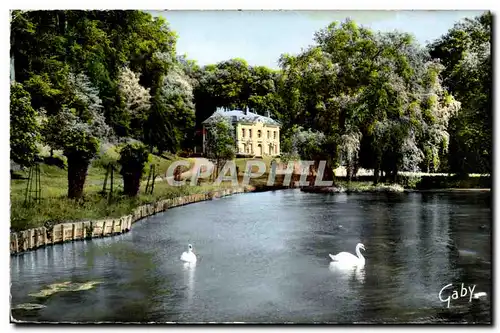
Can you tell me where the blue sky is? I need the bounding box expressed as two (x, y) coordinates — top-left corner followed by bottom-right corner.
(152, 10), (485, 69)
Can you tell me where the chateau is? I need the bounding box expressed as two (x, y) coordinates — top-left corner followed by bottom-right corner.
(202, 107), (281, 157)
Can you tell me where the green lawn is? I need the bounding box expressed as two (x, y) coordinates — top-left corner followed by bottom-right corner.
(10, 156), (284, 232)
(10, 154), (204, 232)
(234, 156), (276, 174)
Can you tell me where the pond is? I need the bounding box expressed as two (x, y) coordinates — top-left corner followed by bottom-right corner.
(10, 189), (492, 323)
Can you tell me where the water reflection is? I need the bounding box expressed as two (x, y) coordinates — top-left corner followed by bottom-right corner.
(183, 262), (196, 306)
(328, 262), (366, 284)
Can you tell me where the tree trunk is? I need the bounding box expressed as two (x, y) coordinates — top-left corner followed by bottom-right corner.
(308, 164), (315, 186)
(67, 154), (89, 199)
(382, 169), (388, 183)
(122, 170), (142, 197)
(392, 167), (398, 183)
(312, 160), (335, 185)
(323, 161), (335, 182)
(353, 161), (359, 179)
(373, 165), (380, 185)
(346, 164), (352, 183)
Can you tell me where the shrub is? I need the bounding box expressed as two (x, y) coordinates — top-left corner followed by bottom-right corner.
(396, 174), (422, 189)
(118, 142), (150, 196)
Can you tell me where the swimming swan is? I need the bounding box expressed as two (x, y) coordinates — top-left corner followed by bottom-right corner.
(181, 244), (197, 263)
(329, 243), (365, 266)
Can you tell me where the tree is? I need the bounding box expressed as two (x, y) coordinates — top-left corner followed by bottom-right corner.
(42, 72), (110, 199)
(204, 115), (236, 179)
(428, 11), (492, 175)
(9, 10), (183, 198)
(277, 19), (460, 184)
(10, 82), (41, 167)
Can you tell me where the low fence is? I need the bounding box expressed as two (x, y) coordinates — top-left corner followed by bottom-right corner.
(10, 186), (253, 255)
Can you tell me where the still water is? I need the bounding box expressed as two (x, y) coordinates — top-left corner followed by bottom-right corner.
(11, 189), (491, 323)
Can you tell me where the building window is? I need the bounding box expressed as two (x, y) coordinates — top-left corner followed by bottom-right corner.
(273, 131), (277, 139)
(275, 145), (278, 154)
(257, 130), (261, 138)
(242, 128), (245, 138)
(267, 130), (270, 139)
(249, 129), (252, 138)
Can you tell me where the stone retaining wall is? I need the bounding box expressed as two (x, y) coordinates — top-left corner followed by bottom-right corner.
(10, 186), (254, 255)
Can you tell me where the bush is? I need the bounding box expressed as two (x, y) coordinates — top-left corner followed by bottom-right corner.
(396, 174), (422, 189)
(415, 175), (491, 189)
(118, 142), (150, 196)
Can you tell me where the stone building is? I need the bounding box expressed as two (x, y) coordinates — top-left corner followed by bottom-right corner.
(202, 107), (281, 157)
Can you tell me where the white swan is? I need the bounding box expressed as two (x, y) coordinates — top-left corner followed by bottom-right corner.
(180, 244), (197, 264)
(329, 243), (365, 266)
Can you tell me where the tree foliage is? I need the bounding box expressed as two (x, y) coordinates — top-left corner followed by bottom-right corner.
(117, 66), (151, 139)
(10, 82), (41, 167)
(428, 11), (491, 175)
(204, 115), (236, 178)
(277, 19), (465, 182)
(10, 10), (182, 198)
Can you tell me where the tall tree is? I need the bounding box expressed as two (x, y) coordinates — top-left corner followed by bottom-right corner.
(203, 114), (237, 179)
(278, 19), (460, 183)
(42, 72), (110, 198)
(428, 11), (492, 175)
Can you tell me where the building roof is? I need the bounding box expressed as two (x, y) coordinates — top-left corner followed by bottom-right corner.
(202, 107), (281, 126)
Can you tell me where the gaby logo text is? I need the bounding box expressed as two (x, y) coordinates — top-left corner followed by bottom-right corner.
(439, 283), (476, 308)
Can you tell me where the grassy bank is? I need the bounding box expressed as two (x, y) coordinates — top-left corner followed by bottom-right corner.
(301, 175), (491, 194)
(333, 174), (491, 190)
(10, 156), (280, 233)
(10, 154), (202, 233)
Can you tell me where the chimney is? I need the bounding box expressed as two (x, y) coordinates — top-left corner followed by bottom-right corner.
(244, 106), (248, 115)
(266, 110), (271, 118)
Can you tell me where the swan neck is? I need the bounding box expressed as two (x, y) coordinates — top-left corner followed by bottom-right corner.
(356, 245), (365, 261)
